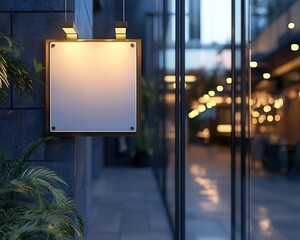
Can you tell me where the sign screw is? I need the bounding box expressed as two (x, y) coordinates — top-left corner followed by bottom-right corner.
(51, 126), (56, 131)
(131, 126), (134, 130)
(51, 43), (55, 48)
(130, 43), (135, 48)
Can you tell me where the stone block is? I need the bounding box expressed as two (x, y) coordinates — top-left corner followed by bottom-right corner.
(0, 109), (75, 162)
(0, 109), (45, 160)
(0, 13), (11, 35)
(11, 12), (70, 108)
(0, 0), (74, 12)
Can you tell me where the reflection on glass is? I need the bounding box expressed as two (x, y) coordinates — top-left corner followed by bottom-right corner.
(250, 0), (300, 239)
(183, 0), (232, 239)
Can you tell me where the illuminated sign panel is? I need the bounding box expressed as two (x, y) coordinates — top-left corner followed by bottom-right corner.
(46, 40), (141, 135)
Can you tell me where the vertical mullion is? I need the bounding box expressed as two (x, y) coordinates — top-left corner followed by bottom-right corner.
(247, 1), (252, 239)
(230, 0), (236, 239)
(180, 0), (186, 240)
(175, 0), (181, 239)
(241, 0), (248, 239)
(162, 0), (168, 203)
(175, 0), (185, 239)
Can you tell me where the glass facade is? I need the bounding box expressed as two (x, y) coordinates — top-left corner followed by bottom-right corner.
(250, 0), (300, 239)
(152, 0), (300, 239)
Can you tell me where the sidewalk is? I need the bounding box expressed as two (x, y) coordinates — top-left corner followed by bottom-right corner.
(89, 167), (173, 240)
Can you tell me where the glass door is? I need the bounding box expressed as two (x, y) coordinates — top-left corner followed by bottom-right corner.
(152, 0), (300, 240)
(184, 0), (234, 239)
(249, 1), (300, 240)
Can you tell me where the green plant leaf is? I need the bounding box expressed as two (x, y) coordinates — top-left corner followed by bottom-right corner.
(33, 58), (45, 74)
(0, 137), (84, 240)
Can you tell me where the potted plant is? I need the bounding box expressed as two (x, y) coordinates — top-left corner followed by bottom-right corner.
(131, 123), (154, 166)
(0, 137), (84, 239)
(130, 79), (155, 167)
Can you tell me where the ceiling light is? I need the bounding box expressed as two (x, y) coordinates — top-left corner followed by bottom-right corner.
(288, 22), (295, 29)
(226, 77), (232, 84)
(250, 61), (258, 68)
(216, 85), (224, 92)
(291, 44), (299, 51)
(208, 90), (215, 97)
(263, 73), (271, 79)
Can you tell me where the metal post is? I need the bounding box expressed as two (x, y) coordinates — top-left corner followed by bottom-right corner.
(180, 0), (186, 239)
(231, 0), (236, 239)
(175, 0), (185, 239)
(241, 0), (249, 239)
(175, 0), (181, 238)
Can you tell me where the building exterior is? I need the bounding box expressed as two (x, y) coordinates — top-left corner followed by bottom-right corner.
(1, 0), (300, 240)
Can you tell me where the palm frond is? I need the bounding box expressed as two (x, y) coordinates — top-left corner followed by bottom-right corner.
(0, 33), (33, 104)
(10, 136), (56, 178)
(0, 53), (9, 88)
(0, 137), (84, 239)
(0, 89), (8, 103)
(4, 52), (32, 94)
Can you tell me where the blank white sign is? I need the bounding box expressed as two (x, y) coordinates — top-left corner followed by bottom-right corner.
(49, 41), (139, 133)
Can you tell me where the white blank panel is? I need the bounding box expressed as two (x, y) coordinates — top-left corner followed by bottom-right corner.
(49, 41), (138, 133)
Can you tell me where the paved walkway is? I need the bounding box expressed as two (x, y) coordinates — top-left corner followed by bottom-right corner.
(89, 168), (173, 240)
(185, 144), (300, 240)
(88, 145), (300, 240)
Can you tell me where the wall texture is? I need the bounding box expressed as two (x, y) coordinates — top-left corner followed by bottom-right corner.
(0, 0), (76, 193)
(0, 1), (94, 239)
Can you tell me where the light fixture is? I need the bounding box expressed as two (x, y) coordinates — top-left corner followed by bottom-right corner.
(250, 61), (258, 68)
(274, 115), (281, 122)
(267, 115), (274, 122)
(288, 22), (295, 29)
(291, 44), (299, 51)
(197, 104), (206, 113)
(225, 97), (232, 104)
(203, 94), (210, 100)
(226, 77), (232, 84)
(263, 73), (271, 79)
(252, 118), (258, 125)
(188, 110), (199, 119)
(208, 90), (215, 97)
(263, 105), (272, 113)
(61, 22), (78, 39)
(216, 85), (224, 92)
(206, 102), (213, 109)
(164, 75), (197, 83)
(115, 21), (127, 40)
(217, 124), (232, 133)
(252, 111), (259, 118)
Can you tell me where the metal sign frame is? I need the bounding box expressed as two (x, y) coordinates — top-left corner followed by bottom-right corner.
(46, 39), (141, 136)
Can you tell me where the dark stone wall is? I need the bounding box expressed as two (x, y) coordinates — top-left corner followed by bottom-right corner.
(75, 0), (93, 38)
(0, 0), (94, 204)
(0, 2), (106, 239)
(0, 1), (95, 239)
(0, 1), (76, 195)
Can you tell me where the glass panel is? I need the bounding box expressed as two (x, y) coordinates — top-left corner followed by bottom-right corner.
(250, 0), (300, 239)
(185, 0), (232, 239)
(164, 0), (177, 226)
